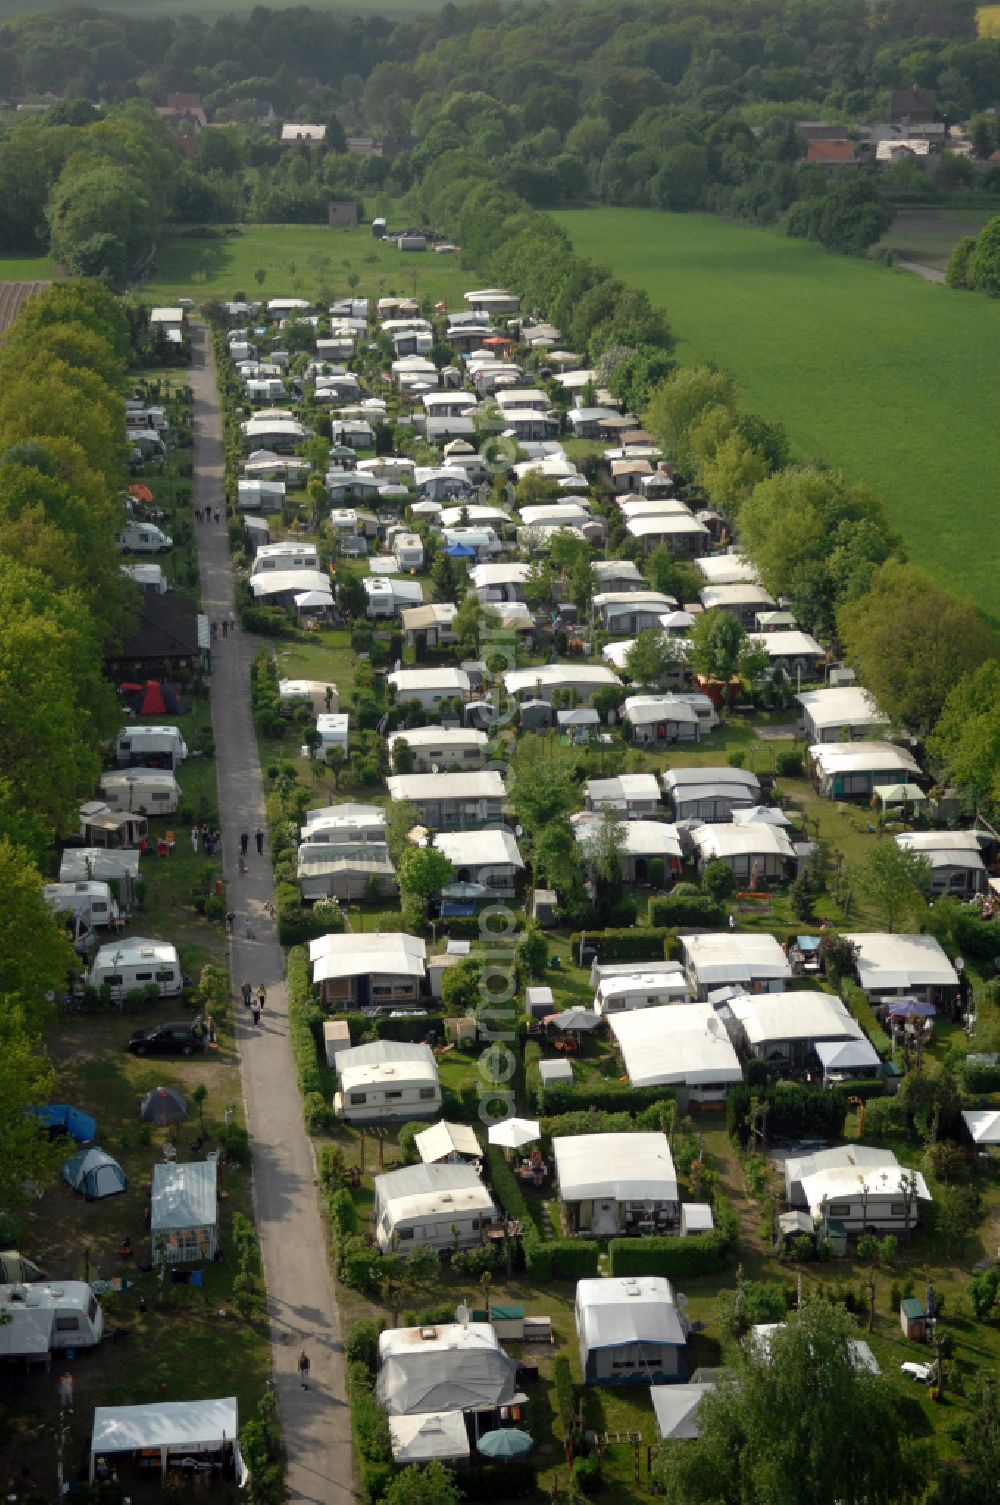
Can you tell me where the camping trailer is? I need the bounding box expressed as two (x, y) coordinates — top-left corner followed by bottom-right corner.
(43, 881), (119, 930)
(88, 938), (182, 999)
(0, 1281), (103, 1357)
(115, 726), (187, 771)
(99, 771), (181, 816)
(117, 524), (173, 555)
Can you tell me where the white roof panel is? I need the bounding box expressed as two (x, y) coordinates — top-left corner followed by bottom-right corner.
(610, 1005), (743, 1088)
(553, 1132), (678, 1202)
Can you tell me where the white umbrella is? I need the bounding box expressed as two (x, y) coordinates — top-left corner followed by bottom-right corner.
(488, 1117), (541, 1149)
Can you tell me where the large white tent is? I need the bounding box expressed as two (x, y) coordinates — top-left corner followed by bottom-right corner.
(90, 1398), (244, 1482)
(388, 1411), (470, 1464)
(610, 1004), (743, 1091)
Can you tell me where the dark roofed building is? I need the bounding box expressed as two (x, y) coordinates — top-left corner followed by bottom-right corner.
(105, 593), (204, 678)
(891, 85), (936, 125)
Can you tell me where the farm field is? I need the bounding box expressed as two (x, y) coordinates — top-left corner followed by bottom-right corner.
(878, 207), (996, 269)
(554, 208), (1000, 618)
(141, 223), (469, 309)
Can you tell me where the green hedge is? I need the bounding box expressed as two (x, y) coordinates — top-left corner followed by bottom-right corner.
(728, 1080), (846, 1145)
(277, 882), (345, 946)
(569, 927), (671, 962)
(649, 893), (726, 928)
(958, 1061), (1000, 1093)
(347, 1360), (393, 1505)
(841, 982), (891, 1056)
(553, 1355), (574, 1430)
(608, 1231), (732, 1278)
(286, 945), (328, 1106)
(834, 1077), (886, 1101)
(532, 1080), (676, 1116)
(486, 1146), (598, 1279)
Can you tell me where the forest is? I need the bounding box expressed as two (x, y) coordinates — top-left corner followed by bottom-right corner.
(3, 0), (1000, 281)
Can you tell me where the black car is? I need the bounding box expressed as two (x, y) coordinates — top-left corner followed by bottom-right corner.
(127, 1022), (205, 1057)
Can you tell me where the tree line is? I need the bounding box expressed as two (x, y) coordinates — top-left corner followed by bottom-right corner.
(0, 278), (135, 1210)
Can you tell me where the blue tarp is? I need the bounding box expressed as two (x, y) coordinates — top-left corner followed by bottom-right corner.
(441, 901), (476, 917)
(445, 544), (476, 559)
(29, 1105), (96, 1144)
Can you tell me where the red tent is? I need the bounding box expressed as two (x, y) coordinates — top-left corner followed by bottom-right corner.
(129, 484), (154, 504)
(125, 681), (190, 716)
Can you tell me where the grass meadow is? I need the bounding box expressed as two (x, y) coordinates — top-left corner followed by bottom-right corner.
(554, 208), (1000, 617)
(141, 223), (470, 309)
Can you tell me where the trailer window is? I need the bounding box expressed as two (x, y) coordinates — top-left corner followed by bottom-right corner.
(419, 1088), (437, 1101)
(152, 793), (169, 803)
(155, 971), (176, 983)
(107, 975), (123, 988)
(397, 1228), (414, 1241)
(55, 1316), (80, 1332)
(349, 1092), (366, 1106)
(384, 1090), (403, 1102)
(135, 971), (153, 983)
(829, 1203), (851, 1217)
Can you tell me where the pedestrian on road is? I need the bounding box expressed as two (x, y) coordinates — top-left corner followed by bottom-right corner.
(195, 508), (202, 524)
(251, 1000), (261, 1027)
(298, 1350), (310, 1390)
(225, 910), (235, 935)
(241, 980), (252, 1008)
(257, 983), (267, 1012)
(255, 828), (264, 855)
(210, 620), (218, 640)
(240, 832), (249, 857)
(215, 509), (222, 524)
(245, 919), (256, 941)
(222, 619), (228, 639)
(229, 610), (235, 633)
(190, 826), (199, 854)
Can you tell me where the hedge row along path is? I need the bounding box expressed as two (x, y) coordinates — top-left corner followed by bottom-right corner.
(190, 320), (354, 1504)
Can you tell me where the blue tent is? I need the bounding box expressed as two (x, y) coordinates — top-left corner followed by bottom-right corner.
(445, 544), (476, 559)
(29, 1105), (97, 1144)
(62, 1147), (127, 1201)
(441, 901), (476, 917)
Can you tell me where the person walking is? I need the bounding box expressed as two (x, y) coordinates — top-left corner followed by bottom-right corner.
(225, 910), (235, 935)
(297, 1350), (310, 1390)
(222, 619), (228, 639)
(257, 983), (267, 1013)
(255, 828), (264, 855)
(245, 919), (256, 941)
(250, 998), (261, 1027)
(240, 831), (249, 857)
(228, 610), (235, 633)
(241, 979), (252, 1009)
(190, 826), (199, 854)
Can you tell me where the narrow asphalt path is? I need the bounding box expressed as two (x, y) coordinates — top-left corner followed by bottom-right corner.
(895, 258), (946, 284)
(189, 323), (354, 1505)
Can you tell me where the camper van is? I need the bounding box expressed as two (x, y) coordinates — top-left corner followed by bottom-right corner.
(43, 881), (119, 931)
(117, 524), (173, 555)
(99, 770), (180, 816)
(115, 726), (187, 771)
(88, 938), (182, 999)
(0, 1282), (103, 1357)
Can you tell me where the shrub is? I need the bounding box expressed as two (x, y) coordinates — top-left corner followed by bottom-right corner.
(841, 982), (891, 1055)
(553, 1355), (575, 1430)
(572, 1456), (601, 1494)
(345, 1318), (380, 1373)
(397, 1121), (425, 1163)
(728, 1081), (846, 1144)
(608, 1232), (732, 1278)
(776, 749), (804, 777)
(329, 1187), (358, 1243)
(319, 1144), (346, 1190)
(286, 945), (327, 1102)
(649, 893), (726, 928)
(533, 1081), (676, 1116)
(569, 927), (671, 961)
(958, 1059), (1000, 1093)
(860, 1095), (906, 1137)
(277, 882), (344, 946)
(304, 1091), (334, 1135)
(701, 860), (738, 903)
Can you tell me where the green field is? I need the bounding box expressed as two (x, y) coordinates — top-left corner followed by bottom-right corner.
(555, 208), (1000, 616)
(142, 222), (470, 308)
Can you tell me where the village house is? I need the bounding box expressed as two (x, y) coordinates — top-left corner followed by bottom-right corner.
(387, 668), (471, 711)
(387, 726), (487, 772)
(576, 1276), (689, 1385)
(758, 630), (825, 679)
(429, 828), (524, 896)
(690, 823), (797, 886)
(894, 831), (988, 897)
(842, 932), (959, 1008)
(309, 932), (427, 1009)
(592, 559), (646, 593)
(470, 561), (532, 603)
(593, 591), (679, 636)
(609, 1004), (744, 1105)
(574, 815), (683, 885)
(784, 1145), (930, 1233)
(385, 770), (507, 830)
(376, 1322), (518, 1418)
(808, 742), (922, 801)
(335, 1041), (441, 1125)
(296, 841), (396, 903)
(796, 685), (891, 743)
(699, 583), (776, 628)
(553, 1133), (680, 1238)
(624, 696), (703, 745)
(724, 991), (871, 1073)
(584, 773), (662, 819)
(662, 766), (761, 822)
(593, 966), (689, 1016)
(626, 510), (711, 557)
(503, 664), (622, 705)
(679, 932), (792, 999)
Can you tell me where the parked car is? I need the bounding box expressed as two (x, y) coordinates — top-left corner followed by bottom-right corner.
(128, 1022), (205, 1057)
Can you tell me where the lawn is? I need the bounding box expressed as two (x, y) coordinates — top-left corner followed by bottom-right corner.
(142, 223), (470, 310)
(0, 253), (56, 279)
(554, 208), (1000, 619)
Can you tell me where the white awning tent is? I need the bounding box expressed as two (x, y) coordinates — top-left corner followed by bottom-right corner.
(963, 1109), (1000, 1146)
(90, 1398), (245, 1482)
(650, 1382), (715, 1440)
(389, 1410), (470, 1464)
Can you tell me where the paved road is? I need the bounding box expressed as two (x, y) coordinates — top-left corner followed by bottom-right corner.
(895, 258), (946, 285)
(189, 324), (354, 1505)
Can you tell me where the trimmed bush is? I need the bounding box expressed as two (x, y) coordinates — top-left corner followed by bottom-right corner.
(728, 1080), (846, 1145)
(959, 1060), (1000, 1093)
(834, 1077), (886, 1101)
(286, 945), (327, 1102)
(570, 927), (671, 961)
(345, 1318), (380, 1373)
(533, 1081), (676, 1117)
(841, 982), (891, 1056)
(608, 1231), (732, 1278)
(649, 893), (726, 928)
(553, 1355), (575, 1430)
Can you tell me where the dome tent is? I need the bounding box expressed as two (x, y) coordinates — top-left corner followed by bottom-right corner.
(63, 1147), (127, 1201)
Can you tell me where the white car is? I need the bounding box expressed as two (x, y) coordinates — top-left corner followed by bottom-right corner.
(900, 1360), (936, 1384)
